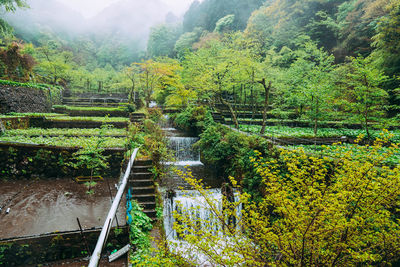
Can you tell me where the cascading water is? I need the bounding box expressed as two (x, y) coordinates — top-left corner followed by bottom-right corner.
(161, 120), (242, 265)
(163, 189), (242, 240)
(164, 189), (222, 240)
(167, 137), (202, 165)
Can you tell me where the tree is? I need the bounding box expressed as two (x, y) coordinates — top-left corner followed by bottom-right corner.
(0, 0), (27, 12)
(372, 0), (400, 116)
(0, 42), (35, 81)
(122, 63), (140, 105)
(182, 39), (262, 129)
(284, 40), (335, 136)
(34, 41), (74, 85)
(214, 14), (235, 33)
(340, 56), (389, 139)
(147, 24), (180, 58)
(136, 58), (183, 108)
(174, 27), (203, 59)
(0, 0), (28, 37)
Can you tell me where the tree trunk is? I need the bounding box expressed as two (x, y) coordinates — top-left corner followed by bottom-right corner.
(365, 108), (370, 140)
(314, 97), (319, 137)
(219, 94), (239, 129)
(258, 78), (272, 135)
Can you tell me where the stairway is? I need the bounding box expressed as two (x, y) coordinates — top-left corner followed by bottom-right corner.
(129, 159), (157, 221)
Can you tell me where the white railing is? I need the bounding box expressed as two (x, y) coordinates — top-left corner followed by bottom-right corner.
(88, 148), (139, 267)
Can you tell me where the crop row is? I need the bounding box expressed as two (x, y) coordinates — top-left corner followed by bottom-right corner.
(240, 125), (400, 142)
(0, 135), (128, 148)
(46, 116), (130, 122)
(53, 105), (129, 112)
(0, 79), (63, 91)
(0, 113), (64, 118)
(3, 128), (127, 137)
(288, 144), (400, 167)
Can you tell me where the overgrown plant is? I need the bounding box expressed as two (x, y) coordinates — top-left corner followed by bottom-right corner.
(128, 200), (153, 263)
(162, 132), (400, 266)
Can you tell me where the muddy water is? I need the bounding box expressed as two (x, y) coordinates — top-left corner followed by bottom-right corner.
(0, 178), (126, 239)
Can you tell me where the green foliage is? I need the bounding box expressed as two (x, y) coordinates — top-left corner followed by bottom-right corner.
(0, 78), (61, 91)
(174, 27), (203, 59)
(183, 0), (264, 33)
(0, 0), (27, 37)
(146, 107), (163, 123)
(196, 123), (269, 179)
(129, 118), (170, 178)
(214, 14), (235, 33)
(0, 135), (127, 148)
(128, 200), (153, 263)
(68, 125), (112, 178)
(0, 0), (27, 12)
(163, 133), (400, 266)
(338, 55), (389, 139)
(5, 127), (127, 137)
(147, 24), (181, 58)
(48, 116), (129, 123)
(173, 105), (214, 135)
(240, 124), (400, 142)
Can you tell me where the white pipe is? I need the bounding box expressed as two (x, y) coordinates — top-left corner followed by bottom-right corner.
(88, 148), (139, 267)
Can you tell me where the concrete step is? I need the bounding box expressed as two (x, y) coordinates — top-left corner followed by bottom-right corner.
(133, 165), (152, 172)
(139, 201), (156, 210)
(132, 186), (155, 195)
(143, 209), (157, 219)
(132, 194), (156, 202)
(134, 160), (153, 167)
(130, 172), (153, 180)
(130, 179), (153, 187)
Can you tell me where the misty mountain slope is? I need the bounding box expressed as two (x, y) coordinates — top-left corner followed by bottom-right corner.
(90, 0), (170, 41)
(5, 0), (178, 48)
(4, 0), (87, 42)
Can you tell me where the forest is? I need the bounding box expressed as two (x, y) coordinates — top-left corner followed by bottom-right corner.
(1, 0), (400, 266)
(1, 0), (399, 133)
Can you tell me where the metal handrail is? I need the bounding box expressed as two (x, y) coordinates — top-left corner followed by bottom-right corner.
(88, 148), (139, 267)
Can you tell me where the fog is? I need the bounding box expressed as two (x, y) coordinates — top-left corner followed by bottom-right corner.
(58, 0), (193, 19)
(4, 0), (196, 48)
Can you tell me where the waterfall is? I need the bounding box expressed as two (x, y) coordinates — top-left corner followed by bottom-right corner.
(167, 137), (202, 166)
(163, 189), (242, 241)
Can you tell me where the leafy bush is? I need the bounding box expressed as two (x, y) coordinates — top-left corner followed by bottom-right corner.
(147, 107), (163, 122)
(128, 200), (153, 263)
(196, 124), (273, 186)
(173, 105), (214, 135)
(166, 137), (400, 266)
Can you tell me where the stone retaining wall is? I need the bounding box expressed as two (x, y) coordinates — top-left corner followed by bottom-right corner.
(0, 143), (125, 179)
(0, 85), (51, 114)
